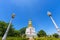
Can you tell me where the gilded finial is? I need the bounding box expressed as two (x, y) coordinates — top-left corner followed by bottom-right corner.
(28, 19), (32, 27)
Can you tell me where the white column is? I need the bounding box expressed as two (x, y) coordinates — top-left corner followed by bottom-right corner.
(47, 11), (60, 37)
(50, 16), (60, 36)
(2, 19), (12, 40)
(2, 13), (15, 40)
(50, 16), (59, 30)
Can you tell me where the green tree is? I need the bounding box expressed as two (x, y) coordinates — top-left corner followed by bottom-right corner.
(37, 30), (47, 37)
(13, 30), (20, 37)
(0, 21), (15, 37)
(7, 24), (15, 36)
(53, 33), (59, 38)
(19, 27), (26, 37)
(0, 21), (8, 36)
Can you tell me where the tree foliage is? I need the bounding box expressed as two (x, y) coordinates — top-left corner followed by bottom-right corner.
(37, 30), (47, 37)
(0, 21), (27, 37)
(53, 33), (59, 38)
(13, 30), (20, 37)
(19, 27), (26, 37)
(0, 21), (8, 36)
(0, 21), (15, 37)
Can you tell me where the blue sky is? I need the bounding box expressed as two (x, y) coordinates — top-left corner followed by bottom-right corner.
(0, 0), (60, 35)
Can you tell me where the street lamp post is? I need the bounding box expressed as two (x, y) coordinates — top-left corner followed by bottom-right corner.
(2, 13), (15, 40)
(47, 11), (60, 37)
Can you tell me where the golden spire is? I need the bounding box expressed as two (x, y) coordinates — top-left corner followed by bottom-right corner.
(28, 20), (32, 27)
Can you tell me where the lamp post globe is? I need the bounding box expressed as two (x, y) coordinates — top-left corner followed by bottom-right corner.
(47, 11), (52, 16)
(12, 13), (15, 19)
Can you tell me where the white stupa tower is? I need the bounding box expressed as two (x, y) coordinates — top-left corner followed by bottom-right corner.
(25, 20), (37, 38)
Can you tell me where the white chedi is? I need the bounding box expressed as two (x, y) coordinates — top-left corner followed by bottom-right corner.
(25, 20), (37, 38)
(26, 27), (37, 38)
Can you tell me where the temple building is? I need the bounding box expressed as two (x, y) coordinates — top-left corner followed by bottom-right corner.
(25, 20), (37, 38)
